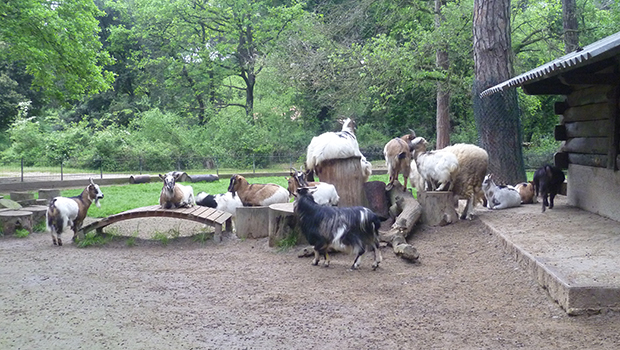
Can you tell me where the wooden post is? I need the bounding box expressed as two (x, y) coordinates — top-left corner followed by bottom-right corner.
(418, 191), (459, 226)
(268, 202), (305, 247)
(315, 156), (368, 207)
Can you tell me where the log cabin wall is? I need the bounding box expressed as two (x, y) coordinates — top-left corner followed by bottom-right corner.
(554, 63), (620, 221)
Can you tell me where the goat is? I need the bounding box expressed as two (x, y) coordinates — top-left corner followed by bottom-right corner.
(294, 187), (383, 270)
(533, 164), (565, 212)
(159, 172), (195, 209)
(384, 130), (415, 191)
(442, 143), (489, 220)
(514, 181), (537, 204)
(410, 137), (459, 191)
(305, 118), (371, 182)
(196, 191), (243, 230)
(45, 178), (104, 246)
(287, 168), (339, 206)
(228, 174), (290, 207)
(482, 174), (521, 210)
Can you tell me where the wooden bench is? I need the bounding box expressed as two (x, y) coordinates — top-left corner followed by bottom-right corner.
(78, 205), (233, 242)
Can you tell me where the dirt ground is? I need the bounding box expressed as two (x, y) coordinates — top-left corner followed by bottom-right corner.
(2, 209), (620, 350)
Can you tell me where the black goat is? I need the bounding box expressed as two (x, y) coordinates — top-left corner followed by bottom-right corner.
(533, 164), (565, 212)
(294, 187), (383, 270)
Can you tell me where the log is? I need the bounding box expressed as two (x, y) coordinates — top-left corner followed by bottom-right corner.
(563, 103), (612, 122)
(562, 137), (608, 154)
(315, 156), (368, 207)
(129, 175), (151, 184)
(236, 206), (270, 239)
(10, 191), (34, 202)
(190, 174), (219, 183)
(379, 180), (421, 262)
(38, 189), (60, 200)
(364, 181), (390, 220)
(20, 206), (49, 227)
(418, 191), (459, 226)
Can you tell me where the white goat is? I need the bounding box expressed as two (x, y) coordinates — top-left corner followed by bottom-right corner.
(384, 130), (415, 191)
(46, 178), (104, 246)
(228, 174), (290, 207)
(410, 137), (459, 191)
(482, 174), (521, 210)
(159, 173), (195, 209)
(305, 118), (371, 181)
(442, 143), (489, 220)
(287, 169), (339, 206)
(196, 191), (243, 230)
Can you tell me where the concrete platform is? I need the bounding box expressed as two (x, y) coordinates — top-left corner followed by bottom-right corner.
(477, 195), (620, 315)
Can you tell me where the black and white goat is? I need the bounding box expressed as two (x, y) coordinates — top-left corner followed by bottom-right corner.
(159, 172), (195, 209)
(46, 178), (104, 246)
(294, 187), (383, 270)
(533, 164), (565, 212)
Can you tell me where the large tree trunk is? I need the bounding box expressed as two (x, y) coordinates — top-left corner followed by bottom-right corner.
(562, 0), (579, 53)
(472, 0), (526, 185)
(435, 0), (450, 149)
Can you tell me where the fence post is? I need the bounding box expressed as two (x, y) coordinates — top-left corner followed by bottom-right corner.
(215, 157), (219, 176)
(61, 159), (64, 181)
(177, 158), (181, 171)
(20, 157), (24, 182)
(139, 156), (143, 175)
(99, 159), (103, 179)
(253, 154), (256, 173)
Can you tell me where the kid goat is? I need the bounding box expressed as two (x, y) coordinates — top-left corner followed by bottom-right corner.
(294, 187), (383, 270)
(228, 174), (289, 207)
(46, 178), (104, 246)
(159, 172), (195, 209)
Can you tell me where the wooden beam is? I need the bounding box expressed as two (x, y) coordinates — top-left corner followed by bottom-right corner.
(564, 119), (611, 138)
(522, 82), (573, 95)
(568, 153), (608, 168)
(608, 86), (620, 170)
(555, 152), (569, 169)
(559, 73), (620, 86)
(563, 103), (613, 122)
(563, 137), (608, 154)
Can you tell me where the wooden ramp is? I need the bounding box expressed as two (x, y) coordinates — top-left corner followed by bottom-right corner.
(79, 205), (232, 242)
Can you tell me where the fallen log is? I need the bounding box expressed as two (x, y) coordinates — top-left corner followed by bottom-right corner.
(379, 180), (421, 261)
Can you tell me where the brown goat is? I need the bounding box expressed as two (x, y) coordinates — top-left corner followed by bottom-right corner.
(383, 130), (415, 191)
(515, 181), (537, 204)
(159, 173), (195, 209)
(228, 174), (290, 207)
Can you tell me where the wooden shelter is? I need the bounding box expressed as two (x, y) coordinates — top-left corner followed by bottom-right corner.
(482, 31), (620, 221)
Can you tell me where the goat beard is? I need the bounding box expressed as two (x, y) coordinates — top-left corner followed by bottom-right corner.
(95, 199), (101, 208)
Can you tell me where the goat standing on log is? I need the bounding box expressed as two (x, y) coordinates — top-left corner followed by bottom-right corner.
(159, 173), (195, 209)
(228, 174), (290, 206)
(46, 178), (104, 246)
(294, 187), (383, 270)
(383, 130), (415, 191)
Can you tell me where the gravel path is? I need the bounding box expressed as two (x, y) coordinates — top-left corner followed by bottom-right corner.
(1, 215), (620, 349)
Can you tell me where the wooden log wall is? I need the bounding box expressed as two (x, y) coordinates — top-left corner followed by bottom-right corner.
(555, 83), (620, 170)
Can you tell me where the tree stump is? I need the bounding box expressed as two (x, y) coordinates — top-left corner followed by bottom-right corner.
(236, 206), (270, 239)
(379, 180), (422, 261)
(38, 189), (61, 200)
(10, 191), (36, 206)
(20, 206), (49, 228)
(268, 202), (306, 247)
(418, 191), (459, 226)
(0, 210), (33, 235)
(315, 156), (368, 207)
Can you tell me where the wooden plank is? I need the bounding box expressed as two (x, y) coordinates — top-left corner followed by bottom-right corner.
(608, 86), (620, 170)
(190, 206), (210, 217)
(566, 85), (614, 106)
(563, 103), (613, 122)
(563, 137), (608, 154)
(564, 120), (611, 138)
(568, 153), (608, 168)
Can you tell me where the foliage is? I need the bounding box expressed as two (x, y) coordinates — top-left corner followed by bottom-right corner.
(76, 231), (116, 248)
(0, 0), (114, 102)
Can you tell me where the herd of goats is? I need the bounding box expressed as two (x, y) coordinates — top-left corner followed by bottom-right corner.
(41, 118), (566, 270)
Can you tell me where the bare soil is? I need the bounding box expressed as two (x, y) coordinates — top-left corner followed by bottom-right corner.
(1, 212), (620, 349)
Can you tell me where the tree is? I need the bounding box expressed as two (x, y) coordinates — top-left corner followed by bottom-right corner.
(562, 0), (579, 52)
(0, 0), (114, 102)
(435, 0), (450, 149)
(473, 0), (526, 185)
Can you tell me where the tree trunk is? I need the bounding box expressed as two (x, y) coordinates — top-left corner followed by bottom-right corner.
(315, 157), (368, 207)
(562, 0), (579, 53)
(435, 0), (450, 149)
(472, 0), (526, 185)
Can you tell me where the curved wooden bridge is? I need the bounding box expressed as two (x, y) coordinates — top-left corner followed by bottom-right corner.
(79, 205), (232, 242)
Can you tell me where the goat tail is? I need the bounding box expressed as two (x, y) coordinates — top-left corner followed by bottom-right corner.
(46, 199), (60, 233)
(397, 151), (407, 160)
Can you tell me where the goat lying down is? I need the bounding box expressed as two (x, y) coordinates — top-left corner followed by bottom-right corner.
(482, 174), (521, 210)
(294, 187), (382, 270)
(228, 174), (290, 207)
(159, 172), (195, 209)
(46, 178), (104, 246)
(287, 168), (339, 206)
